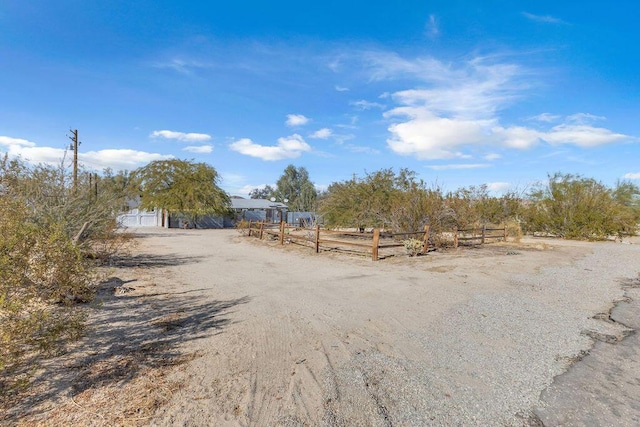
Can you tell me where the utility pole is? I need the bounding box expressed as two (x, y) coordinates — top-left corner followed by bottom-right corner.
(68, 129), (79, 194)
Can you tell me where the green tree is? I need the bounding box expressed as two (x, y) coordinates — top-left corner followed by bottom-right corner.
(134, 159), (230, 222)
(249, 184), (276, 199)
(274, 165), (317, 211)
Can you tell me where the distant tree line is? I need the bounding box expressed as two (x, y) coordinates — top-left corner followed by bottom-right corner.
(247, 164), (639, 240)
(317, 169), (640, 240)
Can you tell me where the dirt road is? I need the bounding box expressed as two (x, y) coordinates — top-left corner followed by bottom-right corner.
(13, 227), (639, 426)
(115, 228), (637, 426)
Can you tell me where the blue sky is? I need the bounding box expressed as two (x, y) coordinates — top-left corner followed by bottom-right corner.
(1, 1), (639, 196)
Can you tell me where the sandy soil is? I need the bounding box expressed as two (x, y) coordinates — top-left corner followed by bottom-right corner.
(8, 228), (640, 426)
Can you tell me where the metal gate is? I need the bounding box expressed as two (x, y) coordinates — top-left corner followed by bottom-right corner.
(117, 209), (160, 227)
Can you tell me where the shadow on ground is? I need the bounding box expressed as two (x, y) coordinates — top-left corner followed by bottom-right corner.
(110, 253), (206, 268)
(2, 275), (250, 424)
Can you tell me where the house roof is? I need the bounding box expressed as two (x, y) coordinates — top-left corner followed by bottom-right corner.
(230, 198), (288, 210)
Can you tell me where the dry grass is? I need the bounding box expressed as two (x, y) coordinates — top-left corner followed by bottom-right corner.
(8, 343), (201, 427)
(0, 265), (210, 427)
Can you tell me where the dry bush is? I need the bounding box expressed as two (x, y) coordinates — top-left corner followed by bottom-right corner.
(0, 156), (137, 397)
(504, 219), (523, 243)
(1, 156), (138, 262)
(0, 197), (91, 396)
(235, 219), (251, 235)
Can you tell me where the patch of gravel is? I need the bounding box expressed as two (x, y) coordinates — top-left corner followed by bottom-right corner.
(325, 242), (640, 425)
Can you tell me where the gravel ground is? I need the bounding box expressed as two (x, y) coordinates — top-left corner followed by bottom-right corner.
(11, 229), (638, 426)
(325, 240), (640, 425)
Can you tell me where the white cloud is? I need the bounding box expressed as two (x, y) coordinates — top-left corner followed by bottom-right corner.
(286, 114), (310, 127)
(309, 128), (333, 139)
(385, 107), (493, 159)
(623, 173), (640, 180)
(1, 134), (172, 170)
(335, 85), (349, 92)
(330, 132), (355, 145)
(428, 163), (491, 170)
(3, 145), (68, 165)
(152, 58), (214, 74)
(363, 51), (459, 83)
(235, 184), (275, 197)
(229, 134), (311, 161)
(346, 145), (380, 155)
(486, 182), (512, 193)
(4, 145), (171, 170)
(542, 124), (629, 147)
(492, 125), (541, 149)
(530, 113), (560, 122)
(484, 153), (502, 160)
(0, 135), (36, 147)
(151, 130), (212, 142)
(522, 12), (566, 24)
(378, 54), (635, 159)
(388, 64), (525, 119)
(566, 113), (605, 124)
(425, 14), (440, 38)
(314, 183), (329, 193)
(80, 149), (173, 170)
(350, 100), (386, 110)
(379, 55), (525, 159)
(183, 145), (213, 153)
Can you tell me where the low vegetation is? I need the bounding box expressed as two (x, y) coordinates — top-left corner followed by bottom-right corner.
(318, 169), (639, 241)
(0, 155), (137, 396)
(523, 173), (640, 239)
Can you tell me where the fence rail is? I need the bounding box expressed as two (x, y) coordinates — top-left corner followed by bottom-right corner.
(241, 221), (506, 261)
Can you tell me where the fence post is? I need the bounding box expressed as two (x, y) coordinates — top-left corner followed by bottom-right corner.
(422, 225), (430, 254)
(315, 224), (320, 253)
(259, 221), (265, 240)
(372, 228), (380, 261)
(503, 224), (507, 242)
(481, 224), (486, 245)
(279, 221), (285, 245)
(454, 226), (459, 248)
(248, 220), (253, 237)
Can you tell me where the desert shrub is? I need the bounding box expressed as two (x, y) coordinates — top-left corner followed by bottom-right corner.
(235, 219), (251, 234)
(1, 156), (137, 262)
(320, 169), (455, 234)
(504, 219), (523, 242)
(402, 238), (423, 256)
(0, 197), (91, 394)
(523, 173), (639, 240)
(443, 185), (526, 232)
(0, 155), (138, 396)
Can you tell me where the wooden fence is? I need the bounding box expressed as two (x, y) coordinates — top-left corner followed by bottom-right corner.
(242, 221), (506, 261)
(453, 225), (507, 248)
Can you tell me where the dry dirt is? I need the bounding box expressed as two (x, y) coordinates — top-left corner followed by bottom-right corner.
(5, 228), (640, 426)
